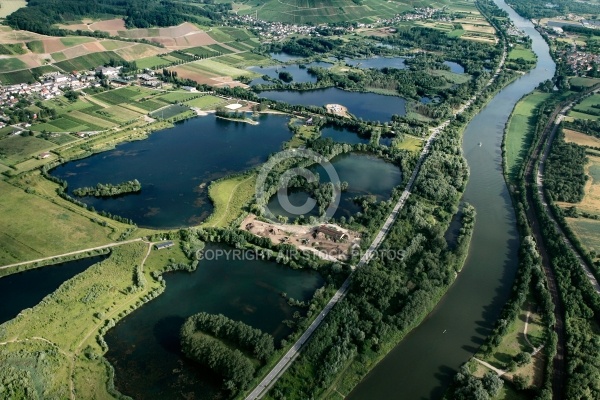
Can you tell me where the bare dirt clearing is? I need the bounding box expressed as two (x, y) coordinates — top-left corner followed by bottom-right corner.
(241, 214), (361, 262)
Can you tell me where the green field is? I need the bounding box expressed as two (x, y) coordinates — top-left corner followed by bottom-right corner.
(206, 27), (235, 43)
(207, 43), (235, 54)
(136, 55), (176, 69)
(188, 59), (250, 78)
(184, 95), (226, 109)
(0, 135), (54, 165)
(204, 174), (257, 227)
(0, 57), (28, 72)
(26, 40), (45, 53)
(505, 91), (552, 183)
(393, 135), (424, 152)
(60, 36), (95, 47)
(150, 104), (190, 119)
(54, 51), (124, 72)
(0, 178), (119, 264)
(185, 46), (220, 58)
(0, 69), (35, 85)
(567, 218), (600, 255)
(155, 91), (201, 103)
(508, 46), (537, 62)
(218, 27), (255, 40)
(570, 77), (600, 88)
(0, 43), (26, 55)
(571, 94), (600, 117)
(92, 87), (154, 105)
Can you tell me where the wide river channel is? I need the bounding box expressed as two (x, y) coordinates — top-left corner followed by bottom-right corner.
(347, 0), (555, 398)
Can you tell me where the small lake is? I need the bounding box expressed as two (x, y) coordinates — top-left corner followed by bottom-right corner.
(0, 255), (105, 325)
(345, 56), (407, 69)
(259, 87), (407, 121)
(270, 52), (304, 62)
(50, 114), (292, 229)
(344, 57), (464, 74)
(267, 153), (402, 220)
(320, 125), (370, 145)
(248, 61), (332, 85)
(105, 243), (323, 400)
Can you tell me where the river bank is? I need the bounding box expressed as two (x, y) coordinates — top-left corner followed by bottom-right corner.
(346, 0), (556, 398)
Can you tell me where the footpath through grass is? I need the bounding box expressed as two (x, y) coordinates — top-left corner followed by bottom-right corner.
(204, 174), (257, 227)
(504, 91), (551, 184)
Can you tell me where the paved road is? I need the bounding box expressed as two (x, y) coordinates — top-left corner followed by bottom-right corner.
(244, 43), (508, 400)
(0, 238), (143, 270)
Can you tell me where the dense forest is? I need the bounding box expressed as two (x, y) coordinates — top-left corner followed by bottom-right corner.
(544, 129), (587, 203)
(6, 0), (230, 35)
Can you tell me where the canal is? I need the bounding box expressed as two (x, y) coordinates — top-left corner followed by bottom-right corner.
(347, 0), (556, 398)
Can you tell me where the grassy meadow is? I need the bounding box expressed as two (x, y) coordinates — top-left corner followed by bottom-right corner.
(204, 174), (257, 227)
(504, 91), (551, 183)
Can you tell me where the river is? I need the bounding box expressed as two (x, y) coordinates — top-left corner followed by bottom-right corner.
(347, 1), (556, 399)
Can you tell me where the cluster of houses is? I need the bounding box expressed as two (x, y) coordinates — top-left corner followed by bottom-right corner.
(229, 15), (327, 40)
(543, 24), (600, 76)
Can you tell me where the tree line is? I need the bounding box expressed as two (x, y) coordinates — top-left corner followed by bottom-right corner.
(73, 179), (142, 198)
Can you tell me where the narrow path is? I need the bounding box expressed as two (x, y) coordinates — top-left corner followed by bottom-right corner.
(244, 40), (508, 400)
(0, 238), (143, 270)
(207, 176), (253, 227)
(473, 357), (507, 377)
(523, 311), (543, 355)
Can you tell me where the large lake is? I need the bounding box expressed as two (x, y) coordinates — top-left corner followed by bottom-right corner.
(105, 243), (323, 400)
(259, 87), (407, 121)
(50, 115), (292, 229)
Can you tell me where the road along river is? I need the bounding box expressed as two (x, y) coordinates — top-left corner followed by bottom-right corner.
(347, 1), (556, 399)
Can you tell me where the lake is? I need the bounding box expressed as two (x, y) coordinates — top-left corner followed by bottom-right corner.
(0, 255), (106, 325)
(320, 125), (371, 145)
(267, 153), (402, 221)
(50, 115), (292, 229)
(248, 61), (332, 85)
(105, 243), (323, 400)
(259, 87), (407, 121)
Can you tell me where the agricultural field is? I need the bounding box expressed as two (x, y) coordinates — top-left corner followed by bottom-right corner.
(236, 0), (416, 24)
(0, 69), (35, 85)
(136, 55), (177, 69)
(0, 134), (54, 166)
(504, 91), (552, 183)
(204, 173), (257, 227)
(91, 86), (156, 106)
(0, 178), (118, 264)
(155, 91), (202, 103)
(567, 217), (600, 255)
(54, 51), (124, 72)
(0, 0), (26, 18)
(560, 155), (600, 217)
(570, 94), (600, 120)
(564, 128), (600, 148)
(207, 43), (235, 54)
(185, 59), (251, 78)
(0, 56), (27, 71)
(570, 77), (600, 88)
(0, 43), (25, 55)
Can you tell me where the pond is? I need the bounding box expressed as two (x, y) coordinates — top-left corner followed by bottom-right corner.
(50, 115), (292, 229)
(320, 125), (371, 145)
(0, 255), (106, 325)
(269, 52), (304, 62)
(267, 153), (402, 221)
(105, 243), (323, 400)
(248, 61), (332, 85)
(259, 87), (407, 121)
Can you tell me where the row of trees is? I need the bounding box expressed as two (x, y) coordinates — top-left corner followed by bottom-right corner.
(182, 312), (275, 362)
